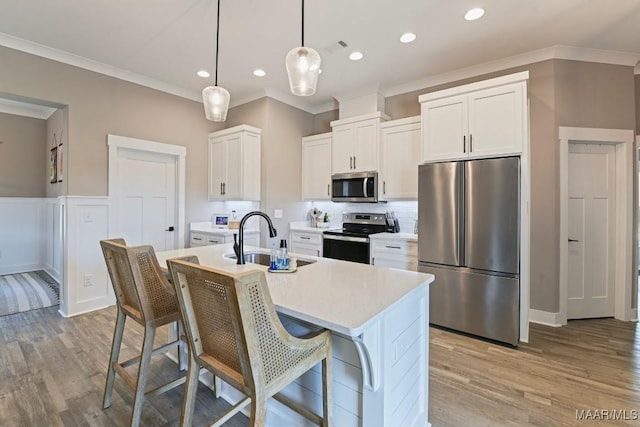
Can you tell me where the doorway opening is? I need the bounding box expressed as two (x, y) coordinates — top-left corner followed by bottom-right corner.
(559, 127), (636, 324)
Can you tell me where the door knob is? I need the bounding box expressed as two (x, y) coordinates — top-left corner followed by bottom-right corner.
(568, 238), (579, 242)
(166, 226), (175, 232)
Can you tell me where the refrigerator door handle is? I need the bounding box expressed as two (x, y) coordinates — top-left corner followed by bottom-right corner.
(458, 164), (466, 265)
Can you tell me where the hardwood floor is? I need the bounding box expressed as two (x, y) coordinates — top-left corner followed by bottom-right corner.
(430, 320), (640, 426)
(1, 306), (639, 426)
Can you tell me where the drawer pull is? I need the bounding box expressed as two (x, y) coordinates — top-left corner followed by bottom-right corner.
(385, 245), (402, 249)
(193, 237), (203, 241)
(300, 236), (311, 240)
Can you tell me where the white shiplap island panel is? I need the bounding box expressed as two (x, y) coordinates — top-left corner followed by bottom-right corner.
(156, 243), (433, 427)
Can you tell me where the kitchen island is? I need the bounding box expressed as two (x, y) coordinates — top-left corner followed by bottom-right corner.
(156, 243), (434, 427)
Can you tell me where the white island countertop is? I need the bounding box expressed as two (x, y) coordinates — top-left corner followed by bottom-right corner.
(156, 243), (433, 337)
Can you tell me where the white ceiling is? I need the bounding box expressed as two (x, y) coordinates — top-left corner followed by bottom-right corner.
(1, 0), (639, 114)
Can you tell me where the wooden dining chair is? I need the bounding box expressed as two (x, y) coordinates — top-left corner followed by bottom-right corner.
(167, 257), (333, 426)
(100, 238), (187, 427)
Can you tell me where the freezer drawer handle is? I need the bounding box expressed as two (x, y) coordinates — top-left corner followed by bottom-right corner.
(463, 135), (466, 153)
(568, 238), (579, 242)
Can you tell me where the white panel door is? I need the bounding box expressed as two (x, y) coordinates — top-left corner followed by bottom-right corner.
(117, 149), (177, 251)
(567, 143), (616, 319)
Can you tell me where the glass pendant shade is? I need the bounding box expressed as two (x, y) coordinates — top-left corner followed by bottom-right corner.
(202, 85), (230, 122)
(286, 46), (321, 96)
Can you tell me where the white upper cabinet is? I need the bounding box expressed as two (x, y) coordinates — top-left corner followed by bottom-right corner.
(380, 116), (421, 199)
(208, 125), (261, 201)
(301, 133), (332, 200)
(420, 72), (528, 163)
(331, 112), (388, 174)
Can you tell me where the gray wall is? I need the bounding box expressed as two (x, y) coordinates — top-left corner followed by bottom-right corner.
(0, 112), (46, 197)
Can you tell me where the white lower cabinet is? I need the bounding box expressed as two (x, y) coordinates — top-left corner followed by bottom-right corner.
(370, 238), (417, 271)
(290, 231), (323, 257)
(190, 230), (259, 248)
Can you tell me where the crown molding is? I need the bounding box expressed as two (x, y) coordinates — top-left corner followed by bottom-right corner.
(383, 45), (640, 98)
(0, 98), (57, 119)
(2, 33), (637, 115)
(0, 32), (202, 102)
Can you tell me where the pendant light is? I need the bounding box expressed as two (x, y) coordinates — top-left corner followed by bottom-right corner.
(285, 0), (321, 96)
(202, 0), (230, 121)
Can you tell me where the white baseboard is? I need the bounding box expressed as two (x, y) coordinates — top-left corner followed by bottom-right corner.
(0, 263), (42, 275)
(528, 309), (562, 327)
(57, 300), (114, 318)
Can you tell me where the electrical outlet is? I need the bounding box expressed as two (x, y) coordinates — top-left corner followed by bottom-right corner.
(83, 274), (94, 287)
(274, 209), (283, 218)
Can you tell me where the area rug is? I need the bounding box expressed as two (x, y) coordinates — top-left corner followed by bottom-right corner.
(0, 271), (60, 317)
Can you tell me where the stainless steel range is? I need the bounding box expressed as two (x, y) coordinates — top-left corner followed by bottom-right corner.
(322, 213), (390, 264)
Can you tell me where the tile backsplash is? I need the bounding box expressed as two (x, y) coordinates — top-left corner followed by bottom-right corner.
(305, 200), (418, 233)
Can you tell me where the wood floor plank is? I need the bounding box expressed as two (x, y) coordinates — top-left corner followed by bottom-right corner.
(2, 305), (640, 426)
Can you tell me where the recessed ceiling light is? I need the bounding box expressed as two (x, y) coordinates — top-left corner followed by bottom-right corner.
(400, 32), (416, 43)
(349, 51), (364, 61)
(318, 69), (323, 74)
(464, 7), (485, 21)
(253, 69), (266, 77)
(197, 70), (210, 78)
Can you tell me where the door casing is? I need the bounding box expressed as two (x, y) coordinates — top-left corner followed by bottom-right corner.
(559, 127), (636, 325)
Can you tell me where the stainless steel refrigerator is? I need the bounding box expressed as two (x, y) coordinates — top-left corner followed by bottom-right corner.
(418, 157), (520, 346)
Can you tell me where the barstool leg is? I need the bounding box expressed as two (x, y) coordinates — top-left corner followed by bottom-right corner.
(179, 352), (200, 427)
(322, 355), (334, 427)
(130, 324), (156, 427)
(103, 307), (126, 409)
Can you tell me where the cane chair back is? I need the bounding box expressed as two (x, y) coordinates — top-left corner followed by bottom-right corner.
(168, 257), (333, 426)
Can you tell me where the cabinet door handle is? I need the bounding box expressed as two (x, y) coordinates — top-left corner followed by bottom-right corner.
(371, 257), (375, 265)
(469, 134), (473, 152)
(353, 156), (356, 169)
(222, 182), (226, 195)
(349, 156), (353, 169)
(317, 250), (320, 257)
(327, 183), (330, 196)
(463, 135), (466, 153)
(383, 181), (386, 194)
(385, 245), (402, 249)
(220, 183), (223, 195)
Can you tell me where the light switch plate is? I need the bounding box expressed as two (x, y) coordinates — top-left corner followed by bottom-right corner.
(274, 209), (283, 218)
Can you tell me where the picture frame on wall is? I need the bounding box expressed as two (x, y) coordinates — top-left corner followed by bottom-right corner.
(50, 146), (57, 183)
(57, 143), (63, 182)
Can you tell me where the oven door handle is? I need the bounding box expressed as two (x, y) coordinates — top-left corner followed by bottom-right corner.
(323, 234), (369, 244)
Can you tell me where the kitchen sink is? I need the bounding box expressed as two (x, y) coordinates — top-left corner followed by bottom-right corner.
(224, 251), (316, 267)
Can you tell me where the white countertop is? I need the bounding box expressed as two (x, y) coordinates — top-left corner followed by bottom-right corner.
(156, 243), (433, 337)
(190, 222), (259, 235)
(289, 221), (341, 233)
(370, 232), (418, 242)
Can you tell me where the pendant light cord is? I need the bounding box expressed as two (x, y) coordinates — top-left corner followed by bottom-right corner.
(301, 0), (305, 47)
(215, 0), (221, 86)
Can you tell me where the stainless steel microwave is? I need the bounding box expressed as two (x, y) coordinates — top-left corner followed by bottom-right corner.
(331, 171), (378, 203)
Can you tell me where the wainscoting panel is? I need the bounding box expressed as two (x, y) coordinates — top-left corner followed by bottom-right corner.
(0, 198), (44, 275)
(61, 197), (114, 317)
(43, 198), (64, 283)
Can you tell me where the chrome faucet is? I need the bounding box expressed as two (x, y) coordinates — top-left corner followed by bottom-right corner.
(233, 211), (277, 264)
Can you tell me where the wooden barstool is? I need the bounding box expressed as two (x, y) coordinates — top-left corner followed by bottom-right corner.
(100, 238), (187, 427)
(167, 257), (333, 427)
